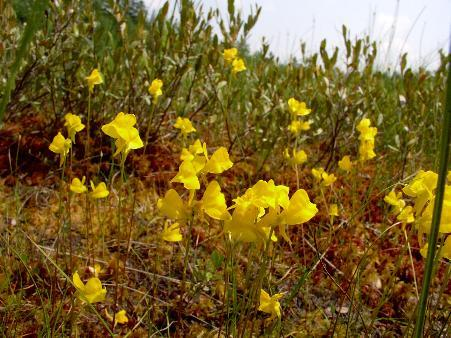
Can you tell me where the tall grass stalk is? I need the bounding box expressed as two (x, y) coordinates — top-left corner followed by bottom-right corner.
(413, 44), (451, 337)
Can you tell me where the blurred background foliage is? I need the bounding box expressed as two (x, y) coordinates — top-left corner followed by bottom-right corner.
(1, 0), (449, 181)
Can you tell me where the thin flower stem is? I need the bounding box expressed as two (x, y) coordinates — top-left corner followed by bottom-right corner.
(413, 47), (451, 337)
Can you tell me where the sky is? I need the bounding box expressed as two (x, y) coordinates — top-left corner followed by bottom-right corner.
(144, 0), (451, 69)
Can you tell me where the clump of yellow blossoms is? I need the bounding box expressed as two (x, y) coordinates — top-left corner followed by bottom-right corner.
(356, 118), (377, 161)
(384, 170), (451, 257)
(258, 289), (284, 319)
(158, 139), (234, 241)
(174, 117), (196, 136)
(85, 69), (103, 93)
(101, 112), (144, 161)
(72, 271), (106, 304)
(148, 78), (163, 104)
(222, 47), (246, 74)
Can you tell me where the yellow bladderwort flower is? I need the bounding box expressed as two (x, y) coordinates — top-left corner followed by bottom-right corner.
(64, 113), (85, 143)
(384, 190), (406, 214)
(148, 78), (163, 103)
(171, 160), (201, 190)
(70, 176), (87, 194)
(90, 181), (109, 199)
(203, 147), (233, 174)
(105, 309), (129, 325)
(338, 155), (353, 172)
(288, 98), (311, 117)
(396, 205), (415, 224)
(287, 120), (310, 135)
(101, 112), (144, 158)
(161, 222), (183, 242)
(321, 172), (337, 187)
(72, 271), (106, 304)
(157, 189), (189, 221)
(283, 148), (290, 161)
(174, 117), (196, 136)
(292, 149), (307, 165)
(86, 69), (103, 93)
(224, 204), (265, 243)
(223, 48), (238, 63)
(329, 204), (339, 217)
(49, 132), (71, 166)
(312, 167), (324, 181)
(231, 58), (246, 74)
(199, 180), (231, 221)
(258, 289), (284, 319)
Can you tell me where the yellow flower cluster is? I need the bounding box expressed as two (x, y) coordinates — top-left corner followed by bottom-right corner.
(311, 167), (337, 187)
(285, 98), (311, 165)
(225, 179), (318, 244)
(49, 113), (87, 166)
(69, 176), (109, 199)
(158, 139), (234, 241)
(222, 48), (246, 74)
(357, 118), (377, 161)
(384, 170), (451, 259)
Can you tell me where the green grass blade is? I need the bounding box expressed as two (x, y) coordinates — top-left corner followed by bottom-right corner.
(413, 42), (451, 337)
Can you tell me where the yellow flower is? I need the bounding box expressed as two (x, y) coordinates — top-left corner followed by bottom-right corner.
(64, 113), (85, 143)
(283, 148), (290, 160)
(224, 204), (265, 243)
(223, 48), (238, 63)
(329, 204), (339, 217)
(397, 206), (415, 224)
(292, 149), (307, 165)
(321, 172), (337, 186)
(171, 160), (200, 190)
(72, 271), (106, 304)
(287, 120), (309, 135)
(288, 98), (311, 117)
(312, 167), (324, 181)
(157, 189), (189, 221)
(384, 190), (406, 214)
(161, 222), (183, 242)
(86, 69), (103, 93)
(148, 78), (163, 103)
(174, 117), (196, 136)
(105, 309), (129, 325)
(200, 180), (231, 221)
(70, 176), (87, 194)
(338, 155), (353, 172)
(101, 112), (143, 158)
(203, 147), (233, 174)
(49, 132), (71, 166)
(231, 58), (246, 74)
(90, 181), (109, 199)
(281, 189), (318, 226)
(258, 289), (284, 318)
